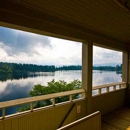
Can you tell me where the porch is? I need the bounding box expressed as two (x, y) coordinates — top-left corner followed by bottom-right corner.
(0, 82), (128, 130)
(0, 0), (130, 130)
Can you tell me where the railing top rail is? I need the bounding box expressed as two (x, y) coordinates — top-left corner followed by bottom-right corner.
(0, 89), (85, 109)
(93, 82), (126, 90)
(57, 111), (100, 130)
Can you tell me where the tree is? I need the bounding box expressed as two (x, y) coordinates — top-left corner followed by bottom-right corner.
(17, 79), (82, 112)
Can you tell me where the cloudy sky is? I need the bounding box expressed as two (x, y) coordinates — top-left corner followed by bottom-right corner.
(0, 26), (122, 66)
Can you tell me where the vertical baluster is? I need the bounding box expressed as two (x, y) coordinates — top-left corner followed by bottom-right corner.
(70, 95), (72, 102)
(2, 108), (5, 119)
(98, 88), (101, 95)
(107, 87), (109, 93)
(52, 98), (55, 106)
(124, 83), (126, 88)
(122, 83), (126, 88)
(119, 84), (121, 89)
(113, 85), (116, 91)
(30, 102), (33, 112)
(82, 92), (86, 98)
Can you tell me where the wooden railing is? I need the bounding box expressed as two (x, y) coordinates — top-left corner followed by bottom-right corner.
(92, 82), (126, 96)
(0, 89), (85, 119)
(57, 111), (101, 130)
(0, 82), (127, 119)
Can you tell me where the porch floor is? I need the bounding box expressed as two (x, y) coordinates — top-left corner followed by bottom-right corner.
(101, 106), (130, 130)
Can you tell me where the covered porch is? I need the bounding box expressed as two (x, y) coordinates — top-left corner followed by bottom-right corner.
(0, 0), (130, 130)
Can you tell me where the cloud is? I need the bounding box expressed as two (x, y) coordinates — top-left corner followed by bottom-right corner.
(93, 46), (122, 66)
(0, 26), (122, 66)
(0, 26), (51, 56)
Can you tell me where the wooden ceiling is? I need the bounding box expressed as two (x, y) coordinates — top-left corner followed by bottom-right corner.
(0, 0), (130, 50)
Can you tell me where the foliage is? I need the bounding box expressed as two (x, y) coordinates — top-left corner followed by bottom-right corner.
(0, 62), (122, 73)
(0, 62), (82, 73)
(17, 79), (82, 112)
(93, 64), (122, 72)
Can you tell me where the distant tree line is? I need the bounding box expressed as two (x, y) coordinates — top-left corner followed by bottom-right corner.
(55, 65), (82, 71)
(93, 64), (122, 72)
(0, 62), (82, 73)
(0, 62), (122, 73)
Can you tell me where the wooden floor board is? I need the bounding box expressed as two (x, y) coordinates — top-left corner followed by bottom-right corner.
(102, 106), (130, 130)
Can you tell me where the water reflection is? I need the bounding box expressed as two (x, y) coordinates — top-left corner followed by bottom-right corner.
(0, 72), (55, 82)
(0, 70), (122, 116)
(93, 70), (122, 86)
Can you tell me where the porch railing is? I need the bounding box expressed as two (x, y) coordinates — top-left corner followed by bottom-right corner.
(0, 89), (85, 119)
(92, 82), (126, 96)
(0, 82), (127, 119)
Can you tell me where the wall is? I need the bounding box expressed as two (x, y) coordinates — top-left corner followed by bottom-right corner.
(92, 89), (127, 116)
(0, 99), (87, 130)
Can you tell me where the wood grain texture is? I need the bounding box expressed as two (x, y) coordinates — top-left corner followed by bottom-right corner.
(0, 100), (87, 130)
(0, 89), (85, 109)
(102, 106), (130, 130)
(0, 1), (128, 51)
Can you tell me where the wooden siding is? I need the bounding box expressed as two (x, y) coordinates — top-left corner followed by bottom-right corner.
(92, 89), (127, 116)
(0, 100), (87, 130)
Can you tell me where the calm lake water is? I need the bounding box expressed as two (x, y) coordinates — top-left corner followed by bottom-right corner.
(0, 70), (122, 115)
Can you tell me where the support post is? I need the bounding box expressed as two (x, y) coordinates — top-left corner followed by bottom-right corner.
(82, 41), (93, 115)
(122, 52), (128, 82)
(127, 51), (130, 105)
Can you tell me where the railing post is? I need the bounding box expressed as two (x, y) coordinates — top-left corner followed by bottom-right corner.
(107, 87), (109, 92)
(123, 83), (125, 88)
(113, 85), (116, 91)
(82, 92), (86, 98)
(30, 102), (33, 112)
(2, 108), (5, 119)
(52, 98), (55, 106)
(119, 84), (121, 89)
(70, 95), (73, 102)
(98, 88), (101, 95)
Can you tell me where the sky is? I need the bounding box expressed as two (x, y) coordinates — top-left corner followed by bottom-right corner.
(0, 26), (122, 66)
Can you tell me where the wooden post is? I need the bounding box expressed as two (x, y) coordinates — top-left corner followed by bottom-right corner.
(82, 92), (86, 98)
(119, 84), (121, 89)
(82, 41), (93, 115)
(52, 98), (55, 106)
(70, 95), (73, 102)
(2, 108), (5, 119)
(98, 88), (101, 95)
(107, 87), (109, 92)
(122, 52), (128, 82)
(127, 51), (130, 105)
(30, 102), (33, 112)
(113, 85), (116, 91)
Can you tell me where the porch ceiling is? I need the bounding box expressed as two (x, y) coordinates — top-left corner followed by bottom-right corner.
(0, 0), (130, 50)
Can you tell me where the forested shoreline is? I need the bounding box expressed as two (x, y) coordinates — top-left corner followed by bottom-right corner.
(0, 62), (122, 73)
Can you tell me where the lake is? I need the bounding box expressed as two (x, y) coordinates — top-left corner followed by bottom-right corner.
(0, 70), (122, 115)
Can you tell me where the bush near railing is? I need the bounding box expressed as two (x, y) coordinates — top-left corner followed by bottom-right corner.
(18, 79), (82, 112)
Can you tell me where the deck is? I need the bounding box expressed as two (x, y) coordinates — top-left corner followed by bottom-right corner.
(102, 106), (130, 130)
